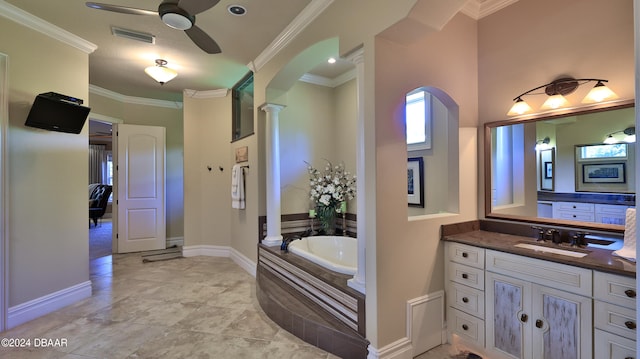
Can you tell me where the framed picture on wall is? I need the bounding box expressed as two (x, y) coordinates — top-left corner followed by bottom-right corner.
(582, 163), (626, 183)
(408, 157), (424, 207)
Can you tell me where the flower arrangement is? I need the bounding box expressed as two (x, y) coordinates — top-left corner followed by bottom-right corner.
(306, 160), (356, 234)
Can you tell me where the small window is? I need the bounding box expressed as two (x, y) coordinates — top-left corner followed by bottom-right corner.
(579, 143), (627, 160)
(232, 71), (254, 141)
(406, 90), (431, 151)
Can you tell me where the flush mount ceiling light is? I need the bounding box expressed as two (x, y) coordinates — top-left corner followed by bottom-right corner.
(507, 77), (618, 116)
(144, 59), (177, 85)
(227, 5), (246, 16)
(603, 126), (636, 144)
(159, 2), (194, 30)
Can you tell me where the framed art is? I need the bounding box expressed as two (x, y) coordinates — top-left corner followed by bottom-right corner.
(539, 148), (554, 191)
(582, 163), (626, 183)
(407, 157), (424, 207)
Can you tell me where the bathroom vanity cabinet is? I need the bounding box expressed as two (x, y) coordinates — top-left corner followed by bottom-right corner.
(444, 241), (636, 359)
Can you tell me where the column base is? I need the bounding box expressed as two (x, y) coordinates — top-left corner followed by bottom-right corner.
(262, 235), (283, 247)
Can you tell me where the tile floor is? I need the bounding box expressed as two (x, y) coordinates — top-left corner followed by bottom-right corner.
(0, 253), (457, 358)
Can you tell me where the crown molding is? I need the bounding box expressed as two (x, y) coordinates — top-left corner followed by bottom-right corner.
(183, 88), (229, 99)
(250, 0), (334, 72)
(300, 68), (356, 88)
(461, 0), (518, 20)
(0, 1), (97, 54)
(89, 85), (183, 109)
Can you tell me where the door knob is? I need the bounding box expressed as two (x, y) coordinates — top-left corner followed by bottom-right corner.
(520, 313), (528, 323)
(535, 319), (543, 328)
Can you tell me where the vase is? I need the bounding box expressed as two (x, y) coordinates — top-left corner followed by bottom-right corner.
(317, 205), (337, 235)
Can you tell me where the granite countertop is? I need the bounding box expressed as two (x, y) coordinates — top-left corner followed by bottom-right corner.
(442, 221), (636, 278)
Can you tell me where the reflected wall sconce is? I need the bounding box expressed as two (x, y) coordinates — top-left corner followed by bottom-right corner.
(535, 136), (551, 151)
(603, 126), (635, 144)
(508, 77), (618, 116)
(144, 59), (178, 85)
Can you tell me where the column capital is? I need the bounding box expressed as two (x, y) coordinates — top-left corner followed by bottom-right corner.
(259, 103), (286, 114)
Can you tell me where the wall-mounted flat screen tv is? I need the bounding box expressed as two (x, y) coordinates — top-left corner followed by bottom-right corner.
(25, 92), (91, 134)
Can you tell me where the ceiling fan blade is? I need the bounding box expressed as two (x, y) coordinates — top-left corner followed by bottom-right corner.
(178, 0), (220, 15)
(185, 25), (221, 54)
(85, 2), (157, 16)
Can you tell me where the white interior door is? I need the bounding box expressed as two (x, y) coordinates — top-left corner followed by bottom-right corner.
(114, 124), (166, 253)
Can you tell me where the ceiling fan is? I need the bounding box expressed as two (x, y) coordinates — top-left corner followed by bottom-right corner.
(86, 0), (222, 54)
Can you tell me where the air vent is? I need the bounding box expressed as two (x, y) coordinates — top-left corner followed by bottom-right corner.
(111, 26), (155, 44)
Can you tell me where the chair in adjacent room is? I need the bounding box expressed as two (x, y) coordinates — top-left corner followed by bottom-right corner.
(89, 184), (112, 228)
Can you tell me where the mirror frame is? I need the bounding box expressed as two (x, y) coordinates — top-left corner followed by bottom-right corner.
(484, 100), (635, 234)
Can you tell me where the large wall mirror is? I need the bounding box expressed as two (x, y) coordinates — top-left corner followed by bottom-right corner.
(485, 101), (635, 233)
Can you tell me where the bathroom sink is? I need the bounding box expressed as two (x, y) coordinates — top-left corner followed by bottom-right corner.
(514, 243), (589, 258)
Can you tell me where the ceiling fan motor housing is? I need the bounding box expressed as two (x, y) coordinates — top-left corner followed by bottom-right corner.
(159, 3), (195, 30)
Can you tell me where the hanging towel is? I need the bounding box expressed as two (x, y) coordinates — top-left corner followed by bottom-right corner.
(613, 207), (636, 262)
(231, 164), (245, 209)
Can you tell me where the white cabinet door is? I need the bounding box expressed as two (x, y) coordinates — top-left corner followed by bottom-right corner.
(531, 284), (592, 359)
(486, 272), (532, 359)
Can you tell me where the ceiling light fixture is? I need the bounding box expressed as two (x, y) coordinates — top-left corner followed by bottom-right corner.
(507, 77), (618, 116)
(603, 126), (636, 144)
(227, 5), (246, 16)
(145, 59), (177, 85)
(159, 3), (194, 30)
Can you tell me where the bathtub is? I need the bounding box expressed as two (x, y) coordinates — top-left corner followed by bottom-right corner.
(287, 236), (357, 275)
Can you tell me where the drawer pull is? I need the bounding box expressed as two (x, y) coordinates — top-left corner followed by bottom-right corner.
(625, 321), (636, 330)
(462, 297), (469, 303)
(625, 289), (637, 298)
(535, 319), (543, 329)
(624, 357), (634, 359)
(462, 252), (468, 258)
(520, 314), (528, 323)
(461, 273), (468, 279)
(461, 324), (469, 331)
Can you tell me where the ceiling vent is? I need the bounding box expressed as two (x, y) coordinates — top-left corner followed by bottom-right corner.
(111, 26), (155, 44)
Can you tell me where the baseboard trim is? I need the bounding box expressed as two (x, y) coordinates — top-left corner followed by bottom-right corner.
(367, 337), (413, 359)
(7, 280), (92, 329)
(167, 236), (184, 248)
(182, 245), (256, 277)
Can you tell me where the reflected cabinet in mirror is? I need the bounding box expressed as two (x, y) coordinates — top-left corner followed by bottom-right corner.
(485, 102), (635, 233)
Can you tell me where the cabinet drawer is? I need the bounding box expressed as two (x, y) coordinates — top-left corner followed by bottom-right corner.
(594, 329), (636, 359)
(448, 281), (485, 319)
(555, 211), (595, 222)
(448, 307), (484, 348)
(555, 202), (594, 212)
(486, 250), (592, 296)
(446, 242), (485, 269)
(449, 262), (484, 290)
(595, 301), (637, 341)
(594, 271), (637, 309)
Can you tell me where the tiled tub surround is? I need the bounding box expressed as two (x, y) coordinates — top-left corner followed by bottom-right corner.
(257, 244), (368, 359)
(442, 219), (634, 277)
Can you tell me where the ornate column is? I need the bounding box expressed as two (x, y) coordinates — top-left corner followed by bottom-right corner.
(260, 103), (285, 246)
(347, 48), (367, 294)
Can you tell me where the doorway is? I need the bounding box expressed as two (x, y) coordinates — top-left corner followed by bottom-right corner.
(89, 119), (113, 259)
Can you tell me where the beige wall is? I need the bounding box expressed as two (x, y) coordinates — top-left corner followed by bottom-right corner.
(183, 94), (232, 247)
(89, 93), (184, 240)
(374, 12), (479, 347)
(1, 17), (90, 305)
(279, 79), (357, 215)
